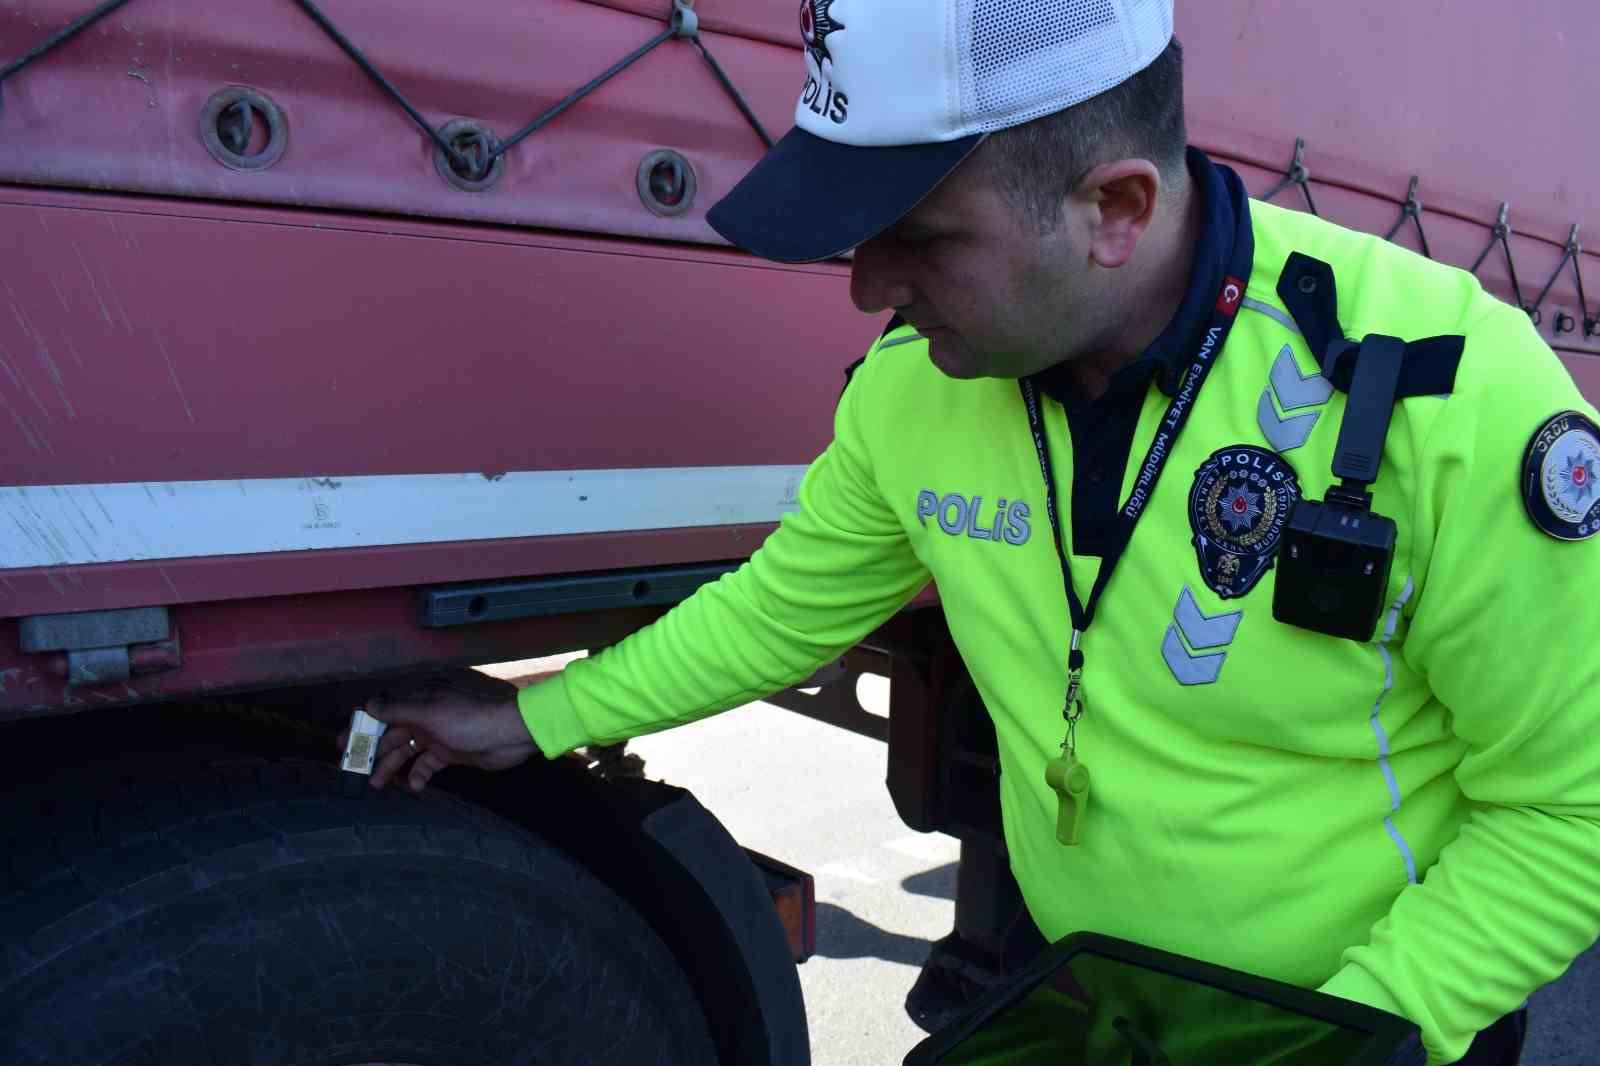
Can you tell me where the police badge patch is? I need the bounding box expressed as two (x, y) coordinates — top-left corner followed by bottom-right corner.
(1189, 446), (1302, 599)
(1522, 411), (1600, 541)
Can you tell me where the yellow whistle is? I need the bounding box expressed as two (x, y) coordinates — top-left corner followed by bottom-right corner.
(1045, 756), (1091, 846)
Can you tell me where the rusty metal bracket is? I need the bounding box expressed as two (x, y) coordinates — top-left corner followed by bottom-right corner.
(1263, 137), (1320, 216)
(1470, 202), (1530, 316)
(1384, 176), (1432, 259)
(20, 606), (181, 686)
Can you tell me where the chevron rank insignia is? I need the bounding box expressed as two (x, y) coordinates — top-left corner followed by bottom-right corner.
(1523, 411), (1600, 541)
(1189, 446), (1301, 599)
(1257, 344), (1333, 453)
(1162, 586), (1243, 686)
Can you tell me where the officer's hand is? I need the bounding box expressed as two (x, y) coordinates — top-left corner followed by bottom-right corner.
(336, 687), (542, 793)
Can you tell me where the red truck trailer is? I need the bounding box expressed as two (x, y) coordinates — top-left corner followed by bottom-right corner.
(1, 1), (1595, 1063)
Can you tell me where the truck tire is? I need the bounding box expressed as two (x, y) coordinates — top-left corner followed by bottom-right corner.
(0, 749), (719, 1066)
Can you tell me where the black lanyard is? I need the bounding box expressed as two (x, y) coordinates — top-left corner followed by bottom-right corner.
(1019, 267), (1251, 751)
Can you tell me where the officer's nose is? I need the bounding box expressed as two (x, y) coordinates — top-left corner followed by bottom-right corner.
(850, 237), (915, 314)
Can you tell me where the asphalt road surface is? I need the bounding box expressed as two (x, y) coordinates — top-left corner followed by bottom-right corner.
(487, 659), (1598, 1065)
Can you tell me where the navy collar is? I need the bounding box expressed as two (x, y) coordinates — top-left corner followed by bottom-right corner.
(1036, 147), (1251, 406)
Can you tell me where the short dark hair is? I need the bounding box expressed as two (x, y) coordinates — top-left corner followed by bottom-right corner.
(984, 37), (1187, 231)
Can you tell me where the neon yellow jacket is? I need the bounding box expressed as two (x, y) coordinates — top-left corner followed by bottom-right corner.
(520, 196), (1600, 1063)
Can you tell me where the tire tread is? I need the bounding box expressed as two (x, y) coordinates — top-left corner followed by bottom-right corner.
(1, 739), (718, 1066)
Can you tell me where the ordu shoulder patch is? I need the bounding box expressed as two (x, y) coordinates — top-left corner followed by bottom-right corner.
(1189, 446), (1302, 599)
(1523, 411), (1600, 541)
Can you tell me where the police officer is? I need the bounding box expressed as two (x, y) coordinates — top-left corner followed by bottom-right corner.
(356, 2), (1600, 1062)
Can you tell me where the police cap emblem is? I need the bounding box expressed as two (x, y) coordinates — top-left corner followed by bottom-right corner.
(799, 0), (844, 73)
(1522, 411), (1600, 541)
(1189, 446), (1302, 599)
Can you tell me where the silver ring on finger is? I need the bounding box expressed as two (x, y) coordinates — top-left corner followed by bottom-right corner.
(408, 737), (419, 754)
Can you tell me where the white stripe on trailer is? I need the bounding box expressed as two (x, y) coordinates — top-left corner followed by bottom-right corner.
(0, 465), (809, 569)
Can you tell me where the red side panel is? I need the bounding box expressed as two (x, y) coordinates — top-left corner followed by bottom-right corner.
(0, 187), (872, 621)
(0, 1), (1596, 714)
(0, 0), (797, 245)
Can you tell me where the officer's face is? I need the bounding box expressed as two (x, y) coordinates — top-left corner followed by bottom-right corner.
(849, 150), (1102, 380)
(849, 147), (1160, 381)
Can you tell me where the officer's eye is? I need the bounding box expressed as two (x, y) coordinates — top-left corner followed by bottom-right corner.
(893, 224), (939, 244)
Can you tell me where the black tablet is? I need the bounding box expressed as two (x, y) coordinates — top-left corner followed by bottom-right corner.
(904, 933), (1424, 1066)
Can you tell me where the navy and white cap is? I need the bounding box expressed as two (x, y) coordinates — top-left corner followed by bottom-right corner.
(707, 0), (1176, 264)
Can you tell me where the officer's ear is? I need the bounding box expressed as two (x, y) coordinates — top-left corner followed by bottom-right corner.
(1075, 158), (1162, 270)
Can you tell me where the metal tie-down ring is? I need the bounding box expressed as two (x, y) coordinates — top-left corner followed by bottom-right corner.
(433, 118), (505, 192)
(199, 87), (289, 172)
